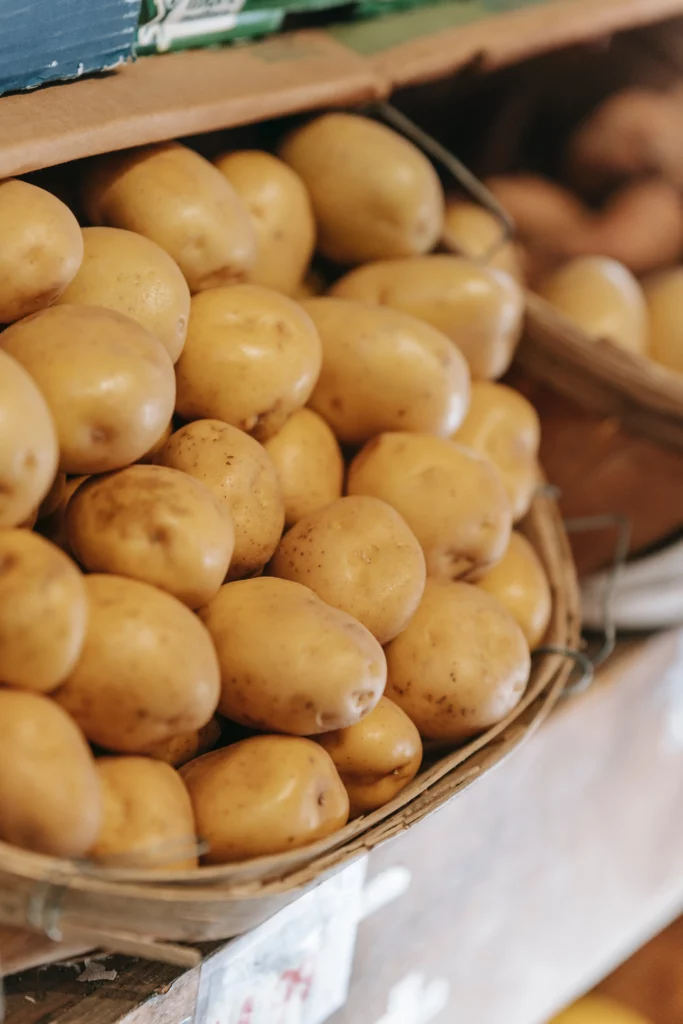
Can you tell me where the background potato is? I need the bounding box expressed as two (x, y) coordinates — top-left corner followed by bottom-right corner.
(200, 577), (386, 735)
(0, 179), (83, 323)
(385, 580), (530, 741)
(263, 408), (344, 527)
(181, 735), (349, 862)
(643, 267), (683, 373)
(304, 297), (470, 444)
(331, 255), (524, 381)
(67, 465), (234, 608)
(271, 496), (426, 644)
(1, 305), (175, 475)
(317, 696), (422, 815)
(0, 349), (58, 527)
(39, 474), (90, 552)
(57, 227), (191, 363)
(347, 433), (512, 581)
(214, 151), (315, 295)
(0, 690), (101, 857)
(477, 531), (552, 649)
(175, 284), (322, 441)
(158, 419), (284, 580)
(442, 200), (524, 282)
(55, 574), (220, 752)
(82, 142), (257, 293)
(280, 113), (444, 264)
(141, 717), (222, 768)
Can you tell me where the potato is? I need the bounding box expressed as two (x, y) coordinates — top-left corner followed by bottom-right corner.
(158, 419), (284, 580)
(317, 696), (422, 816)
(263, 408), (344, 527)
(0, 349), (58, 527)
(385, 580), (530, 741)
(214, 151), (315, 295)
(82, 142), (257, 293)
(0, 179), (83, 323)
(331, 255), (524, 381)
(280, 113), (444, 264)
(66, 465), (234, 608)
(0, 690), (100, 857)
(90, 757), (197, 870)
(39, 474), (90, 552)
(0, 529), (88, 692)
(549, 994), (653, 1024)
(1, 305), (175, 475)
(141, 717), (222, 768)
(451, 381), (540, 522)
(303, 297), (470, 444)
(347, 433), (512, 581)
(477, 532), (551, 649)
(644, 267), (683, 373)
(271, 496), (425, 644)
(57, 227), (191, 363)
(54, 574), (220, 753)
(200, 577), (386, 735)
(139, 419), (173, 464)
(442, 200), (524, 282)
(175, 285), (322, 441)
(181, 735), (349, 862)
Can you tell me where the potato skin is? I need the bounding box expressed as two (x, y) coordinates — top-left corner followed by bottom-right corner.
(0, 179), (83, 323)
(477, 532), (551, 649)
(66, 465), (234, 608)
(271, 496), (426, 644)
(347, 433), (512, 582)
(385, 580), (530, 741)
(175, 284), (322, 441)
(303, 297), (470, 445)
(263, 408), (343, 527)
(644, 267), (683, 373)
(141, 717), (222, 768)
(54, 574), (220, 753)
(0, 690), (101, 857)
(200, 577), (387, 735)
(181, 735), (349, 863)
(443, 200), (524, 282)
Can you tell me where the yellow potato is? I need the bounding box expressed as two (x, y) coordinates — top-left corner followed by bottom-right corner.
(347, 433), (512, 581)
(317, 696), (422, 815)
(57, 227), (191, 363)
(90, 757), (198, 870)
(442, 200), (524, 282)
(549, 995), (653, 1024)
(66, 465), (234, 608)
(54, 574), (220, 753)
(477, 532), (551, 649)
(1, 305), (175, 475)
(331, 255), (524, 381)
(141, 717), (222, 768)
(158, 419), (284, 580)
(181, 735), (349, 862)
(82, 142), (257, 293)
(0, 529), (88, 692)
(0, 349), (58, 527)
(0, 179), (83, 323)
(303, 297), (470, 444)
(139, 418), (173, 464)
(0, 689), (101, 857)
(271, 496), (426, 644)
(280, 113), (444, 264)
(451, 381), (540, 522)
(644, 267), (683, 373)
(263, 408), (344, 527)
(40, 474), (90, 552)
(175, 285), (322, 441)
(214, 151), (315, 295)
(200, 577), (386, 734)
(385, 580), (530, 741)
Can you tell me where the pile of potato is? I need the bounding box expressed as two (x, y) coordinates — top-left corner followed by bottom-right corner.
(0, 112), (551, 870)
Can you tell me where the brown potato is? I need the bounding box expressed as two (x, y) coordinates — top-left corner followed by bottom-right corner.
(175, 285), (322, 441)
(263, 408), (344, 527)
(0, 179), (83, 323)
(0, 690), (101, 857)
(1, 305), (175, 475)
(317, 696), (422, 815)
(57, 227), (191, 363)
(385, 580), (530, 741)
(477, 532), (551, 649)
(54, 574), (220, 753)
(442, 200), (524, 282)
(141, 717), (222, 768)
(644, 267), (683, 373)
(0, 349), (58, 527)
(347, 433), (512, 581)
(158, 419), (284, 580)
(181, 735), (349, 862)
(200, 577), (386, 735)
(90, 757), (198, 870)
(271, 496), (426, 644)
(303, 297), (470, 444)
